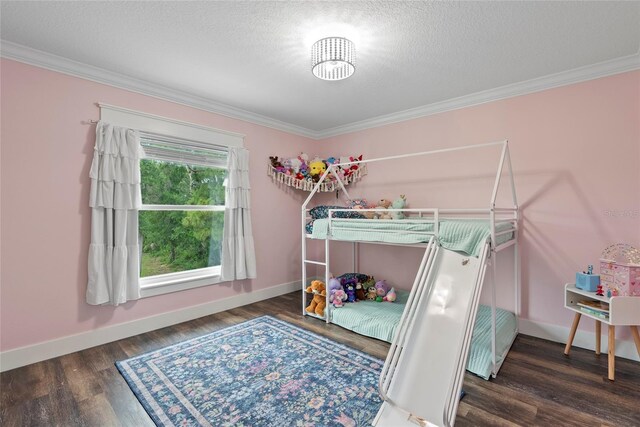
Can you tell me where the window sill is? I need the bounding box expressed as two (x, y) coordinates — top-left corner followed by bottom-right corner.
(139, 266), (222, 298)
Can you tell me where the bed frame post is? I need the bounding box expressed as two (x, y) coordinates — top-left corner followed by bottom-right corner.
(325, 237), (331, 323)
(302, 205), (307, 317)
(504, 141), (521, 330)
(491, 249), (498, 375)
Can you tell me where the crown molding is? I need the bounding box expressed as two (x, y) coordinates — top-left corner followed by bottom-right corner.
(316, 52), (640, 139)
(2, 40), (638, 141)
(0, 40), (318, 139)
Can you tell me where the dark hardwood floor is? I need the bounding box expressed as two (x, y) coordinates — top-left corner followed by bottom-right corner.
(1, 291), (639, 426)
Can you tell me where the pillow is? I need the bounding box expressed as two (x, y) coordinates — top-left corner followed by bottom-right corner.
(309, 205), (365, 220)
(305, 220), (314, 234)
(337, 272), (371, 284)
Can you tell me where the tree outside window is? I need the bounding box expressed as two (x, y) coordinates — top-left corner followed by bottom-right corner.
(139, 158), (226, 278)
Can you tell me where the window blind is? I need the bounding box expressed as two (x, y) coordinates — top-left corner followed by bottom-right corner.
(140, 132), (227, 169)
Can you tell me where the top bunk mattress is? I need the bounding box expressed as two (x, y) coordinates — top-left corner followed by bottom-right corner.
(308, 219), (513, 257)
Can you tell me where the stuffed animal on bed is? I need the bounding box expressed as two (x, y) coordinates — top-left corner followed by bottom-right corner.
(349, 198), (375, 219)
(327, 277), (342, 301)
(374, 199), (392, 219)
(391, 195), (407, 220)
(384, 287), (397, 302)
(305, 280), (326, 316)
(366, 286), (377, 300)
(343, 278), (357, 303)
(355, 282), (366, 301)
(375, 280), (391, 298)
(332, 289), (347, 308)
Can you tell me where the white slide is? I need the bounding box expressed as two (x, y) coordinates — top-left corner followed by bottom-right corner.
(373, 237), (490, 427)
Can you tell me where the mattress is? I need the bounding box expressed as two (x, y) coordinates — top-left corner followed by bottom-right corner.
(308, 219), (514, 257)
(330, 290), (517, 380)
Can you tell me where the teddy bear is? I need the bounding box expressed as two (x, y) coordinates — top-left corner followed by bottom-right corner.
(366, 286), (377, 300)
(355, 282), (366, 301)
(374, 199), (392, 219)
(391, 195), (407, 220)
(305, 280), (326, 316)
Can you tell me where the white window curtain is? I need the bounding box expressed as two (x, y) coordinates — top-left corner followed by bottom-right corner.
(221, 147), (257, 281)
(87, 122), (144, 305)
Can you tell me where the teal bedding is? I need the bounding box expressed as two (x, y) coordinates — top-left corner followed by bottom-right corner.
(310, 219), (513, 257)
(330, 290), (516, 380)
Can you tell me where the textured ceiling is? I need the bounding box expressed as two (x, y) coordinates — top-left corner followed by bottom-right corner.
(2, 1), (639, 133)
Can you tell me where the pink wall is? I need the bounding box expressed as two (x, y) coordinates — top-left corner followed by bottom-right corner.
(320, 71), (640, 341)
(2, 58), (638, 354)
(0, 59), (316, 351)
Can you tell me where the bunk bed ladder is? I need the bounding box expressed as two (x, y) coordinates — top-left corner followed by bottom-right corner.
(374, 239), (491, 427)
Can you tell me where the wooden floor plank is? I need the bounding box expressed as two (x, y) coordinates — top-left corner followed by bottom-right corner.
(1, 290), (638, 426)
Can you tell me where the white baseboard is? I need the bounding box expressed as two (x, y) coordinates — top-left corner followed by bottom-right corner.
(0, 280), (301, 372)
(519, 318), (639, 362)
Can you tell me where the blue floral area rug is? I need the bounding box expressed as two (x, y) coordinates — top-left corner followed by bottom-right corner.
(116, 316), (384, 426)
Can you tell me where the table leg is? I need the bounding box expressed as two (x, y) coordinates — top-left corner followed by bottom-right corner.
(608, 325), (615, 381)
(630, 325), (640, 357)
(564, 313), (581, 355)
(595, 320), (601, 355)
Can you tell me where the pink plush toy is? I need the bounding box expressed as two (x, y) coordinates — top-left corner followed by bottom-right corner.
(384, 287), (397, 302)
(327, 277), (342, 300)
(332, 289), (347, 308)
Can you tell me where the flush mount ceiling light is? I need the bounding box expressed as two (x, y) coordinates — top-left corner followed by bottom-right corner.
(311, 37), (356, 81)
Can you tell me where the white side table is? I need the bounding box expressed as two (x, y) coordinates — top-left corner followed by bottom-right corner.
(563, 283), (640, 380)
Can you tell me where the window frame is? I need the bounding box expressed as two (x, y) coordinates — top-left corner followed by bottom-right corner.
(98, 103), (244, 298)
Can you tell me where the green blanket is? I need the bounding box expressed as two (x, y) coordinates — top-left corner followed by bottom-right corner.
(311, 219), (513, 256)
(330, 290), (516, 380)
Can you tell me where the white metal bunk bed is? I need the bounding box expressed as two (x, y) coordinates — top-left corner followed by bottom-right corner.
(301, 140), (519, 426)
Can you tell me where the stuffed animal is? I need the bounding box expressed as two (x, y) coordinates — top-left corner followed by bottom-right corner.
(290, 157), (302, 173)
(355, 282), (366, 301)
(282, 158), (293, 175)
(377, 199), (392, 209)
(343, 155), (363, 178)
(375, 280), (390, 298)
(305, 280), (326, 316)
(384, 287), (397, 302)
(363, 276), (376, 290)
(306, 279), (326, 295)
(374, 199), (392, 219)
(309, 159), (327, 181)
(342, 278), (357, 302)
(391, 195), (407, 220)
(269, 156), (286, 173)
(327, 277), (343, 300)
(348, 199), (374, 219)
(332, 289), (347, 308)
(269, 156), (283, 169)
(366, 286), (377, 300)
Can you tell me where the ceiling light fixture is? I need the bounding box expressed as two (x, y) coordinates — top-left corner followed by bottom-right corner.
(311, 37), (355, 81)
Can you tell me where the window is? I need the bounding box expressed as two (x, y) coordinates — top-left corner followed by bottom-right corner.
(138, 134), (228, 294)
(98, 103), (244, 297)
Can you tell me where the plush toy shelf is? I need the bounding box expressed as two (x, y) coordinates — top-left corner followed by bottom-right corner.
(267, 154), (367, 192)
